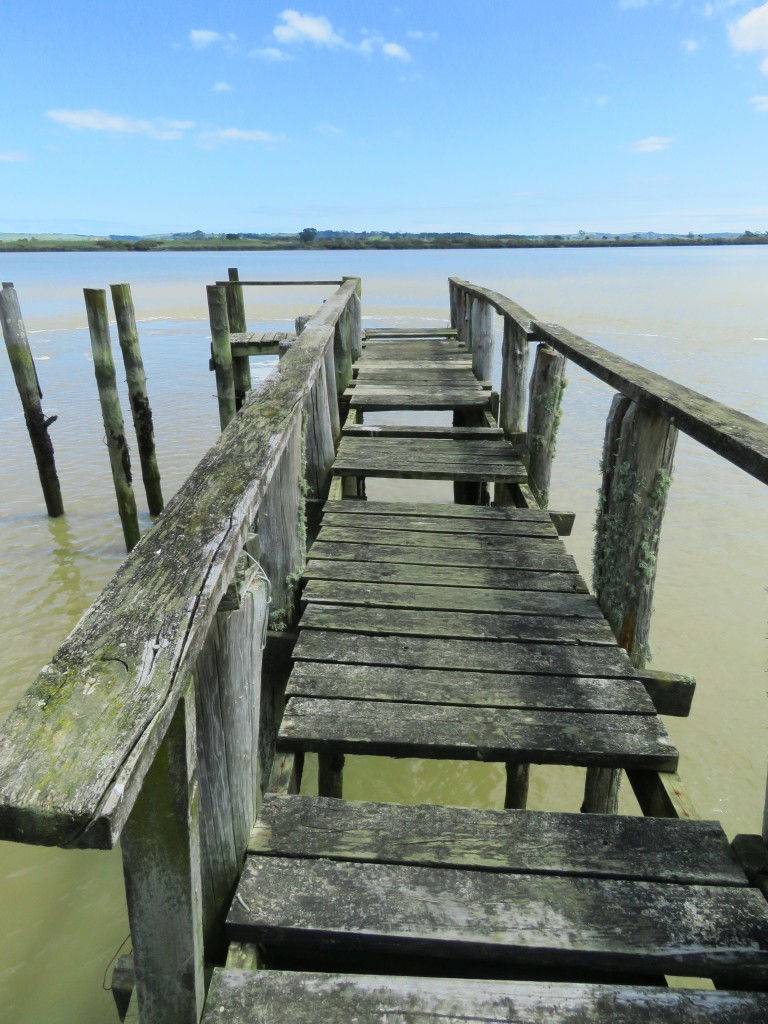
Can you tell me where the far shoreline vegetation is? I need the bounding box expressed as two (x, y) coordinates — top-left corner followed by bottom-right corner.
(1, 227), (768, 253)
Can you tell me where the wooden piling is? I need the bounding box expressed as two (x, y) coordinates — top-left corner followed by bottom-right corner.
(227, 269), (252, 410)
(470, 298), (495, 381)
(342, 277), (363, 361)
(84, 288), (141, 552)
(0, 284), (64, 517)
(207, 285), (237, 430)
(584, 394), (678, 813)
(526, 343), (567, 508)
(499, 316), (530, 437)
(110, 284), (164, 516)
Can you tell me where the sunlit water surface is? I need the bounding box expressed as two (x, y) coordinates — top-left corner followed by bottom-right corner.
(0, 248), (767, 1021)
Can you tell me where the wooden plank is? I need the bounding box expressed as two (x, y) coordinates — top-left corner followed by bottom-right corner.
(203, 969), (768, 1024)
(303, 559), (589, 593)
(301, 579), (599, 616)
(323, 499), (552, 522)
(364, 327), (458, 337)
(308, 540), (577, 573)
(320, 512), (556, 538)
(331, 463), (528, 483)
(229, 857), (768, 983)
(299, 603), (617, 645)
(293, 630), (636, 676)
(286, 662), (656, 715)
(0, 279), (359, 849)
(316, 526), (558, 549)
(278, 696), (678, 769)
(341, 424), (504, 439)
(348, 390), (489, 411)
(250, 794), (744, 885)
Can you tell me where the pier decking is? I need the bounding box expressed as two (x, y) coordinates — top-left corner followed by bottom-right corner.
(203, 324), (768, 1021)
(2, 275), (768, 1022)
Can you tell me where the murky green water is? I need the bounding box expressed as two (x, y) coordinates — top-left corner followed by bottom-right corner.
(1, 248), (766, 1021)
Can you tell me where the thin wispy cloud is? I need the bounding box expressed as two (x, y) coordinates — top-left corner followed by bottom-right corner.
(682, 38), (700, 51)
(213, 82), (232, 92)
(251, 47), (295, 62)
(407, 30), (438, 40)
(189, 29), (235, 49)
(629, 135), (676, 152)
(46, 109), (193, 141)
(273, 10), (345, 47)
(199, 128), (285, 147)
(750, 93), (768, 109)
(729, 2), (768, 74)
(0, 151), (29, 162)
(316, 122), (343, 134)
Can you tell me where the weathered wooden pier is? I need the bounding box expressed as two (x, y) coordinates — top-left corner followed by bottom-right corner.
(2, 273), (768, 1021)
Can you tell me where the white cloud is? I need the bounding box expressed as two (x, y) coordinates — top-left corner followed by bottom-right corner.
(189, 29), (230, 49)
(629, 135), (677, 152)
(0, 151), (29, 162)
(682, 38), (700, 51)
(729, 3), (768, 73)
(407, 30), (438, 40)
(397, 72), (424, 83)
(273, 10), (345, 47)
(199, 128), (284, 147)
(382, 41), (412, 61)
(316, 122), (342, 134)
(46, 109), (193, 141)
(213, 82), (232, 92)
(750, 93), (768, 108)
(595, 95), (611, 105)
(251, 47), (295, 61)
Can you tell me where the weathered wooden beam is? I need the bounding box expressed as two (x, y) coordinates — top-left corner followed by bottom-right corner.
(527, 343), (567, 509)
(584, 396), (678, 814)
(318, 752), (344, 799)
(84, 288), (141, 552)
(627, 770), (698, 820)
(207, 285), (237, 429)
(120, 679), (205, 1024)
(0, 284), (64, 517)
(499, 314), (531, 437)
(0, 279), (357, 850)
(226, 269), (251, 409)
(111, 284), (164, 516)
(342, 276), (362, 361)
(469, 297), (495, 382)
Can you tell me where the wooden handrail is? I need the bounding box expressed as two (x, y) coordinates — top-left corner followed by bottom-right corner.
(0, 278), (358, 851)
(452, 278), (768, 485)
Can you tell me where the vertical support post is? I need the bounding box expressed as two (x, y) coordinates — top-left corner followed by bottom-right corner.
(455, 289), (470, 348)
(318, 752), (344, 798)
(84, 288), (141, 552)
(499, 315), (530, 437)
(110, 284), (164, 516)
(207, 285), (236, 430)
(194, 571), (269, 959)
(227, 269), (251, 410)
(0, 284), (64, 517)
(333, 304), (354, 396)
(526, 343), (566, 508)
(342, 277), (363, 362)
(121, 680), (205, 1024)
(505, 763), (530, 809)
(470, 298), (495, 382)
(584, 394), (678, 813)
(448, 279), (458, 329)
(303, 359), (336, 500)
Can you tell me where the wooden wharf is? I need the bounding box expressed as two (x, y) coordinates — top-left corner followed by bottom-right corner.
(2, 274), (768, 1022)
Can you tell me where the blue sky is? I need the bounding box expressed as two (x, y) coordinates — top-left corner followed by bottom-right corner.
(2, 0), (767, 235)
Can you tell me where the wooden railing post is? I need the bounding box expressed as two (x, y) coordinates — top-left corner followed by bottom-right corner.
(456, 288), (470, 348)
(111, 283), (164, 516)
(333, 304), (354, 396)
(526, 342), (567, 508)
(121, 678), (205, 1024)
(207, 285), (236, 430)
(226, 269), (252, 409)
(470, 298), (495, 381)
(499, 314), (530, 437)
(194, 568), (270, 960)
(584, 394), (678, 813)
(342, 277), (363, 362)
(0, 283), (64, 517)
